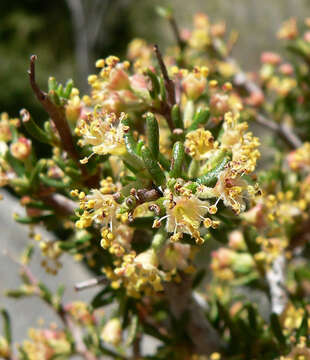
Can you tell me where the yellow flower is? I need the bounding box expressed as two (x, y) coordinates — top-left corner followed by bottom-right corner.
(185, 128), (215, 160)
(76, 112), (126, 157)
(164, 193), (208, 244)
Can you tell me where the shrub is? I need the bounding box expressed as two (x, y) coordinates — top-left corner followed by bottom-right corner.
(1, 9), (310, 360)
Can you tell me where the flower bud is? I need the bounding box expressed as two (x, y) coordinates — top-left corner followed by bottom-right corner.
(260, 52), (281, 65)
(182, 73), (207, 100)
(245, 91), (265, 107)
(228, 230), (246, 251)
(304, 31), (310, 43)
(241, 204), (265, 228)
(108, 67), (130, 91)
(134, 249), (158, 271)
(0, 113), (12, 142)
(210, 93), (230, 116)
(279, 63), (294, 75)
(101, 318), (122, 346)
(65, 98), (81, 124)
(10, 137), (32, 161)
(0, 337), (10, 358)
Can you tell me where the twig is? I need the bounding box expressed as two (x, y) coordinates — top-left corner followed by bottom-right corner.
(164, 274), (224, 355)
(153, 45), (176, 110)
(28, 56), (100, 188)
(38, 193), (77, 216)
(167, 15), (184, 50)
(266, 255), (288, 315)
(132, 336), (141, 359)
(28, 55), (80, 163)
(256, 114), (302, 149)
(75, 275), (108, 291)
(210, 40), (303, 150)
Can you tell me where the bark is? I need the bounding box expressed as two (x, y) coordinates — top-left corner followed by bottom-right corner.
(164, 275), (224, 355)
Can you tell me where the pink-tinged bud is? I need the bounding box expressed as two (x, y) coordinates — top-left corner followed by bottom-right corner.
(210, 93), (230, 115)
(130, 74), (150, 93)
(194, 13), (209, 29)
(103, 92), (124, 113)
(211, 248), (234, 269)
(80, 106), (92, 120)
(180, 28), (191, 41)
(10, 137), (32, 161)
(211, 22), (226, 37)
(261, 52), (282, 65)
(304, 31), (310, 43)
(108, 68), (130, 91)
(245, 91), (265, 107)
(277, 18), (298, 40)
(101, 318), (122, 346)
(228, 230), (246, 251)
(279, 63), (294, 75)
(242, 204), (265, 228)
(182, 73), (207, 100)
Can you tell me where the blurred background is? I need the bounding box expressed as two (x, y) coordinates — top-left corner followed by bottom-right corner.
(0, 0), (308, 343)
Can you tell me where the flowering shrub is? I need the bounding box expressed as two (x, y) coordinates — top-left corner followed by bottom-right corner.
(1, 9), (310, 360)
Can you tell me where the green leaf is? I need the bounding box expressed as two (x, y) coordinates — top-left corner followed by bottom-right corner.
(156, 6), (172, 19)
(14, 213), (54, 224)
(171, 104), (184, 129)
(21, 110), (51, 144)
(296, 309), (308, 340)
(145, 69), (160, 99)
(29, 159), (47, 189)
(169, 141), (185, 178)
(146, 112), (160, 160)
(270, 313), (286, 345)
(187, 108), (210, 132)
(1, 309), (12, 344)
(152, 227), (167, 251)
(91, 287), (113, 309)
(38, 283), (53, 304)
(158, 153), (170, 171)
(5, 289), (30, 298)
(196, 154), (230, 186)
(48, 77), (57, 91)
(5, 151), (25, 177)
(141, 146), (166, 186)
(243, 226), (260, 255)
(39, 174), (67, 189)
(64, 79), (74, 98)
(126, 314), (139, 346)
(192, 269), (206, 289)
(246, 304), (258, 332)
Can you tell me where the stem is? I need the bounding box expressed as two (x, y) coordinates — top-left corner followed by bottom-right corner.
(168, 16), (184, 50)
(28, 56), (79, 163)
(75, 275), (108, 291)
(256, 114), (302, 149)
(164, 274), (225, 355)
(266, 255), (288, 315)
(28, 55), (100, 187)
(153, 45), (175, 107)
